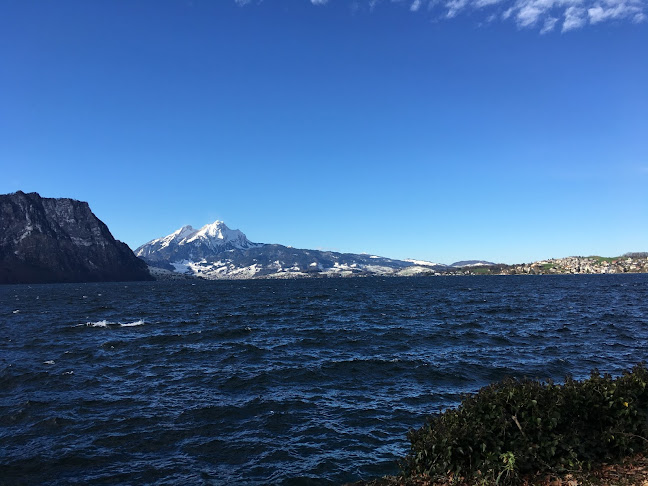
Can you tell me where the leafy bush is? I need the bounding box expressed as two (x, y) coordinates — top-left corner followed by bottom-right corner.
(404, 364), (648, 484)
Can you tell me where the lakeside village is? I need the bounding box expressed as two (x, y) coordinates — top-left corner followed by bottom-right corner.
(446, 253), (648, 276)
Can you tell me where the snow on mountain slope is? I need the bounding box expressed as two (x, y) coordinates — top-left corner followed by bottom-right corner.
(135, 221), (260, 263)
(450, 260), (496, 267)
(139, 225), (196, 255)
(184, 221), (254, 250)
(405, 258), (448, 268)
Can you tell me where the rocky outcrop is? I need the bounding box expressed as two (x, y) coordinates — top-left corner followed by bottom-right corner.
(0, 191), (152, 284)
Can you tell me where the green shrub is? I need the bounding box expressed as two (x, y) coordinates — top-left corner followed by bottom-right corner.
(404, 364), (648, 484)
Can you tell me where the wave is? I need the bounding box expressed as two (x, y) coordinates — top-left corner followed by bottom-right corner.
(120, 320), (145, 327)
(81, 320), (145, 328)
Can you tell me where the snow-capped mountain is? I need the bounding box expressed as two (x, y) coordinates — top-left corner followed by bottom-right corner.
(135, 221), (261, 264)
(136, 221), (450, 280)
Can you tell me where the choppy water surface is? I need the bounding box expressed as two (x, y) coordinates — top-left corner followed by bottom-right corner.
(1, 275), (648, 485)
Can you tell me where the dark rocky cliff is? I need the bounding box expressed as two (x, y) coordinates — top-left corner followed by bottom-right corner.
(0, 191), (152, 284)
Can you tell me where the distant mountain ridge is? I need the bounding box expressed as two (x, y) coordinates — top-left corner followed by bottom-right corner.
(0, 191), (152, 284)
(4, 192), (642, 283)
(136, 221), (450, 279)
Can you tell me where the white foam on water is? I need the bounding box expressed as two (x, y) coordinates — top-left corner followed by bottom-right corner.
(120, 320), (145, 327)
(85, 320), (110, 327)
(44, 360), (55, 365)
(80, 319), (145, 328)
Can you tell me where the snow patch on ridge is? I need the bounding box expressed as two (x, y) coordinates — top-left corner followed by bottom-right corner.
(405, 259), (445, 267)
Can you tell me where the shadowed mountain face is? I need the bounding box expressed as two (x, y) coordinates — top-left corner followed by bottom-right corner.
(0, 191), (152, 284)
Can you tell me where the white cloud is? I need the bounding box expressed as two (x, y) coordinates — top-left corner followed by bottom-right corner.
(563, 5), (587, 30)
(502, 6), (515, 18)
(476, 0), (506, 7)
(232, 0), (647, 32)
(588, 1), (644, 22)
(446, 0), (470, 17)
(540, 15), (559, 30)
(517, 4), (545, 26)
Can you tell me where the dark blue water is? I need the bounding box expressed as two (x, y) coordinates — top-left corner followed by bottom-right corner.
(1, 275), (648, 485)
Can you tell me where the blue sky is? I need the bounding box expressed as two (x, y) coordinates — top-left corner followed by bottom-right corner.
(1, 0), (646, 264)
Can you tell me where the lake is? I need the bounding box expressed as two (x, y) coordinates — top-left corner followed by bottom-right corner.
(1, 274), (647, 484)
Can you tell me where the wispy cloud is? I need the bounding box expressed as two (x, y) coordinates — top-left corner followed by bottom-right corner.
(233, 0), (647, 32)
(540, 15), (559, 32)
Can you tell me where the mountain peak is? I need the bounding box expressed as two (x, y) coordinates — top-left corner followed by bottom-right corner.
(135, 219), (259, 262)
(206, 220), (225, 227)
(195, 220), (229, 237)
(185, 220), (247, 246)
(173, 225), (196, 239)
